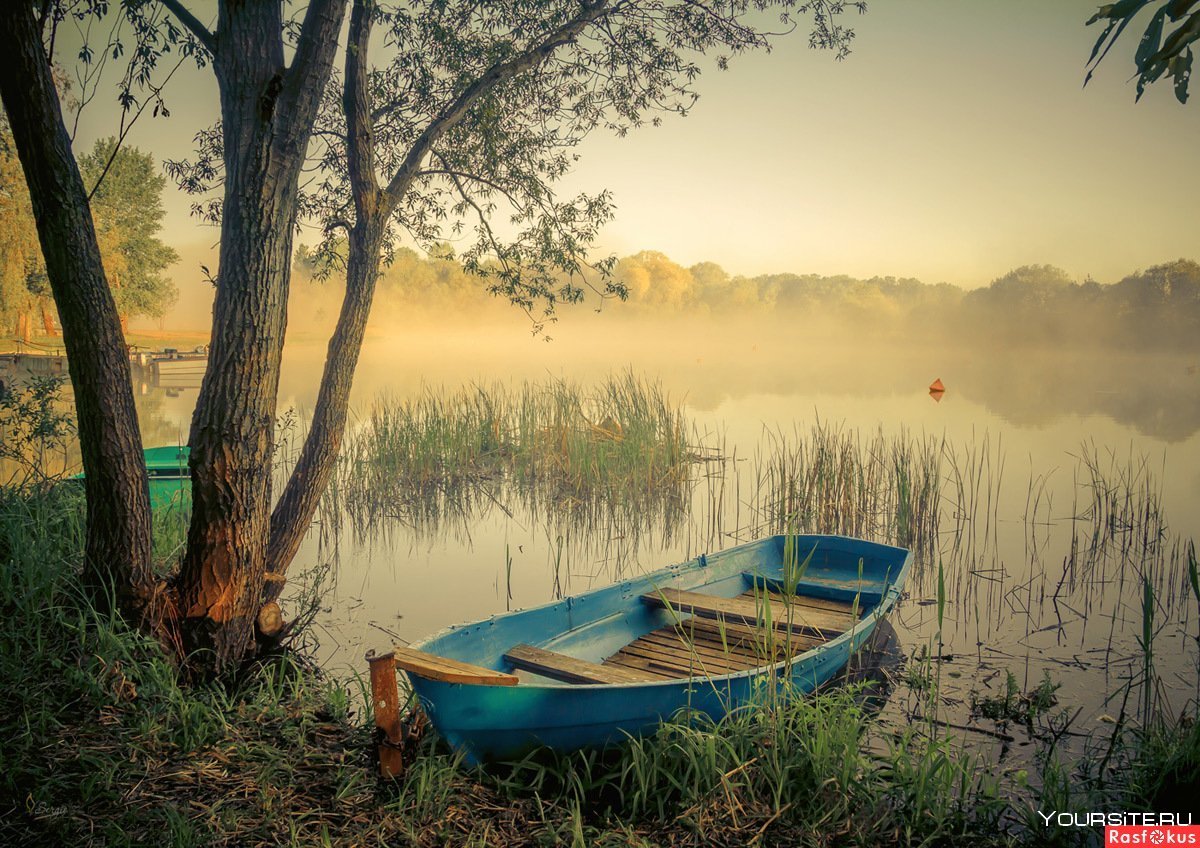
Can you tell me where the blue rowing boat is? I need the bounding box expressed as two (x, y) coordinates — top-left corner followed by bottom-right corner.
(385, 534), (911, 765)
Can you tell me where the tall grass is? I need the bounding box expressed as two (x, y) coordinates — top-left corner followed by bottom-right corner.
(0, 484), (378, 847)
(747, 423), (943, 555)
(334, 371), (693, 541)
(480, 684), (1010, 846)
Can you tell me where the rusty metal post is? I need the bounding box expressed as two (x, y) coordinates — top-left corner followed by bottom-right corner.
(367, 649), (404, 779)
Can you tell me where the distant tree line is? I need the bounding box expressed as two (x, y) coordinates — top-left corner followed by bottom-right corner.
(295, 246), (1199, 349)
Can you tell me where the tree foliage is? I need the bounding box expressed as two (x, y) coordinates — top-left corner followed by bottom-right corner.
(1086, 0), (1199, 103)
(79, 138), (179, 322)
(0, 127), (45, 340)
(0, 130), (177, 335)
(7, 0), (871, 673)
(169, 0), (868, 330)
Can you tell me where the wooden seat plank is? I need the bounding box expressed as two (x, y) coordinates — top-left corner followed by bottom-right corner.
(618, 639), (756, 675)
(740, 591), (857, 627)
(604, 653), (686, 680)
(637, 632), (781, 667)
(615, 643), (736, 677)
(630, 636), (765, 672)
(643, 588), (850, 638)
(392, 646), (519, 686)
(663, 622), (787, 655)
(609, 638), (768, 681)
(505, 644), (655, 684)
(738, 588), (862, 617)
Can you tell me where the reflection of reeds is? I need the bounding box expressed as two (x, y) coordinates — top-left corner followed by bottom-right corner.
(333, 371), (693, 549)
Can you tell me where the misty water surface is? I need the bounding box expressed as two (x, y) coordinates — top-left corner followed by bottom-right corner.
(114, 316), (1200, 763)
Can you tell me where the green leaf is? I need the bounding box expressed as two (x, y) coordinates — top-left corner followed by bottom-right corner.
(1086, 0), (1156, 81)
(1135, 6), (1169, 69)
(1171, 46), (1193, 101)
(1167, 0), (1200, 22)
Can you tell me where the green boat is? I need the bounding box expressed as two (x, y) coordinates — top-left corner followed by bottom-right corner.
(71, 445), (190, 512)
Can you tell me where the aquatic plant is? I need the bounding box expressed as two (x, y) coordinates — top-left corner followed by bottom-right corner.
(335, 371), (693, 544)
(747, 422), (943, 555)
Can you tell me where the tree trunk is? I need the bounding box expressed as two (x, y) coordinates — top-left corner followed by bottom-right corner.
(265, 219), (384, 600)
(16, 311), (32, 345)
(40, 301), (58, 336)
(175, 0), (347, 674)
(263, 0), (384, 605)
(0, 6), (154, 619)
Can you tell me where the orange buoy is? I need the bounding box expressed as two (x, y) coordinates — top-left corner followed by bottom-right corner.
(929, 378), (945, 392)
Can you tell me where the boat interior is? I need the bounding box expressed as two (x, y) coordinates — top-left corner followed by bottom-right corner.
(392, 567), (884, 688)
(506, 582), (870, 684)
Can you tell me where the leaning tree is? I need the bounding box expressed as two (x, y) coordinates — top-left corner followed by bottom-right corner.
(0, 7), (156, 624)
(1, 0), (866, 675)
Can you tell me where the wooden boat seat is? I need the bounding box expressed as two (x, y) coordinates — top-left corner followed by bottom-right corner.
(641, 587), (852, 639)
(735, 587), (864, 617)
(743, 571), (884, 606)
(392, 646), (519, 686)
(504, 644), (656, 684)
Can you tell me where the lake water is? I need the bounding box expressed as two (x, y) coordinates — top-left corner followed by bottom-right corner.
(13, 313), (1198, 763)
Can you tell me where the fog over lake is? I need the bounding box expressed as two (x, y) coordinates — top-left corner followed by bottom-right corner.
(114, 300), (1200, 766)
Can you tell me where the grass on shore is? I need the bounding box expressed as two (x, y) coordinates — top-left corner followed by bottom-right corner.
(1, 485), (1197, 847)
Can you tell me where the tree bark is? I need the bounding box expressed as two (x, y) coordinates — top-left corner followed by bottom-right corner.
(0, 6), (154, 618)
(265, 220), (384, 599)
(175, 0), (347, 673)
(264, 0), (384, 602)
(263, 0), (610, 603)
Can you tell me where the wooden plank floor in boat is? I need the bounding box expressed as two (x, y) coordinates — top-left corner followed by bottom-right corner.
(605, 589), (862, 680)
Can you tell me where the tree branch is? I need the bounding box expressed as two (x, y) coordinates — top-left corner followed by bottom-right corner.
(158, 0), (216, 55)
(382, 0), (614, 209)
(273, 0), (349, 161)
(421, 160), (524, 210)
(344, 0), (381, 218)
(87, 52), (188, 201)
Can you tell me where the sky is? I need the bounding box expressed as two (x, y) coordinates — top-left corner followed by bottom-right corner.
(68, 0), (1200, 326)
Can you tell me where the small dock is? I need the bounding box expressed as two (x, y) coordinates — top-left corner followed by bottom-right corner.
(1, 346), (208, 393)
(131, 348), (209, 387)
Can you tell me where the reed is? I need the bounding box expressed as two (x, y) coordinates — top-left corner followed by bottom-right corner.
(334, 371), (693, 544)
(747, 422), (943, 555)
(479, 683), (1009, 845)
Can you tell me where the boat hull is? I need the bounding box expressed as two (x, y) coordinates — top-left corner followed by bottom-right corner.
(70, 445), (190, 512)
(408, 534), (911, 764)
